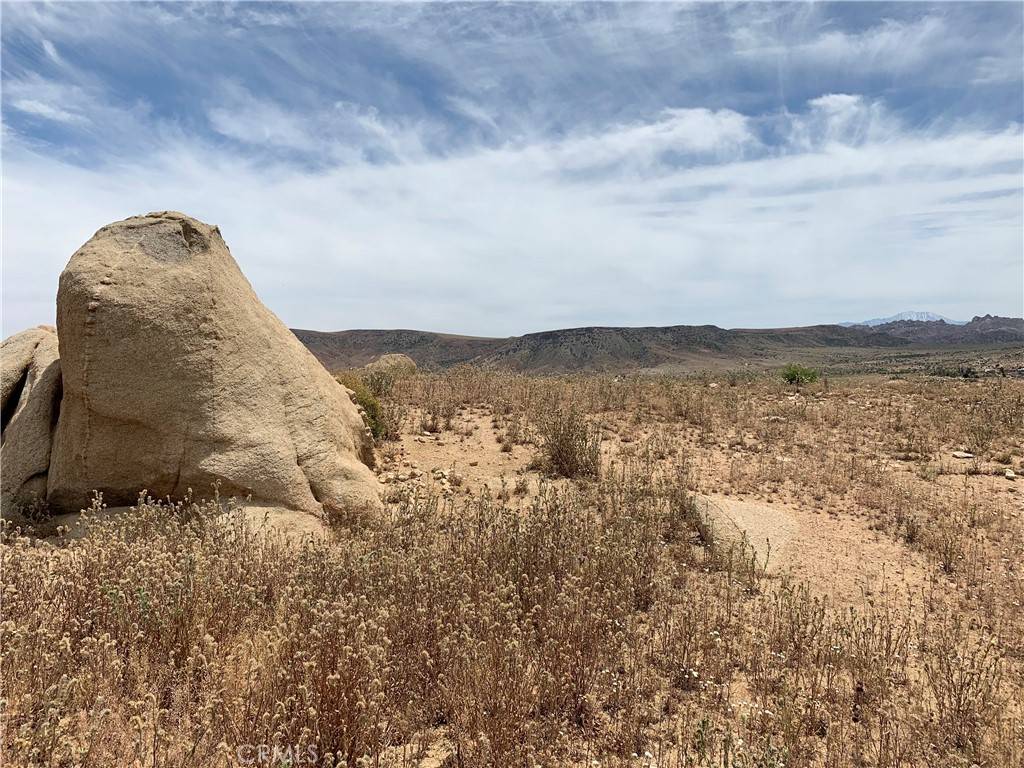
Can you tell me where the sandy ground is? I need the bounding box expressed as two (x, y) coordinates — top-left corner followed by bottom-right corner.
(698, 493), (932, 603)
(377, 406), (943, 607)
(35, 398), (1009, 611)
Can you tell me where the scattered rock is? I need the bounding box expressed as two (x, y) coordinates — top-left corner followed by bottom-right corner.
(951, 451), (975, 459)
(1006, 469), (1017, 481)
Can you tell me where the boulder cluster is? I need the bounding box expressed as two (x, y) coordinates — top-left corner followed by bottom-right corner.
(2, 212), (380, 521)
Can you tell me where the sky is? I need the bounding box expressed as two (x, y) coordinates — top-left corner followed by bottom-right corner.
(2, 2), (1022, 337)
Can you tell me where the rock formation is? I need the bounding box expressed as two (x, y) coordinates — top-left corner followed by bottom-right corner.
(363, 353), (417, 377)
(3, 211), (380, 521)
(1, 327), (62, 513)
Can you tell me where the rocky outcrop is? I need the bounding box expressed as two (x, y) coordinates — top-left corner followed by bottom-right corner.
(1, 327), (62, 514)
(4, 211), (380, 521)
(364, 353), (417, 377)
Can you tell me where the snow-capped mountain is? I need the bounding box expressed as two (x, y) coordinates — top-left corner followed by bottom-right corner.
(841, 311), (967, 327)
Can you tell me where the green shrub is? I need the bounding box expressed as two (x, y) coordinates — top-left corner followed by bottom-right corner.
(780, 363), (820, 386)
(336, 372), (388, 440)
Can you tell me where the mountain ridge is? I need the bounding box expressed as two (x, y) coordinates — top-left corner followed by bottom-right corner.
(840, 310), (967, 327)
(294, 315), (1024, 373)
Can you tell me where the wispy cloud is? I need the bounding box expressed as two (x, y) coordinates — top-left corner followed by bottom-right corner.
(2, 2), (1021, 335)
(10, 98), (86, 125)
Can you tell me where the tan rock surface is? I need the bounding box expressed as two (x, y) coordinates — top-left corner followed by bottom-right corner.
(47, 211), (380, 519)
(1, 327), (62, 514)
(364, 352), (417, 376)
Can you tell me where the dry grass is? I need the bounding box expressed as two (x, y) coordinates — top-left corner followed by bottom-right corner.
(2, 368), (1023, 767)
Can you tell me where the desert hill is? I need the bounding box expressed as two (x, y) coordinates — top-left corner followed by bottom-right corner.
(294, 315), (1024, 373)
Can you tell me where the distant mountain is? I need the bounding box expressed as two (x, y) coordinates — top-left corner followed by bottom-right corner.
(840, 311), (966, 327)
(873, 314), (1024, 344)
(297, 328), (504, 370)
(294, 315), (1023, 373)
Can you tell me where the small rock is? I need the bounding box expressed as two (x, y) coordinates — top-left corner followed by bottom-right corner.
(1006, 469), (1017, 481)
(952, 451), (975, 459)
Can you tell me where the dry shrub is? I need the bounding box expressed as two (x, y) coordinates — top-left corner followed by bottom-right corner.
(531, 403), (601, 479)
(1, 467), (694, 767)
(4, 369), (1023, 767)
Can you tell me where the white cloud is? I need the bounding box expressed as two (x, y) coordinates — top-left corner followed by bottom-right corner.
(10, 98), (86, 125)
(2, 3), (1020, 335)
(542, 108), (757, 174)
(3, 97), (1021, 336)
(207, 89), (315, 153)
(40, 39), (64, 65)
(785, 94), (900, 150)
(3, 74), (157, 150)
(205, 82), (429, 163)
(736, 14), (951, 74)
(801, 16), (948, 72)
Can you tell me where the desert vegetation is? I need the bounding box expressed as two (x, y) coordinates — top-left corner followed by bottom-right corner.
(779, 364), (820, 386)
(3, 367), (1023, 767)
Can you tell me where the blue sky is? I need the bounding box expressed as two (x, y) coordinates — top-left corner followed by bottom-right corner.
(2, 2), (1022, 335)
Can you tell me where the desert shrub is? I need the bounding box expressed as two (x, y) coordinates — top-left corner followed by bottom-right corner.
(0, 466), (697, 767)
(363, 369), (396, 399)
(335, 371), (404, 441)
(780, 363), (820, 385)
(532, 403), (601, 478)
(3, 369), (1022, 767)
(923, 616), (1004, 757)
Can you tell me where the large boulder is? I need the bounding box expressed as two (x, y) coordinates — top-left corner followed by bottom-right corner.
(363, 353), (417, 377)
(1, 326), (62, 514)
(46, 211), (380, 520)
